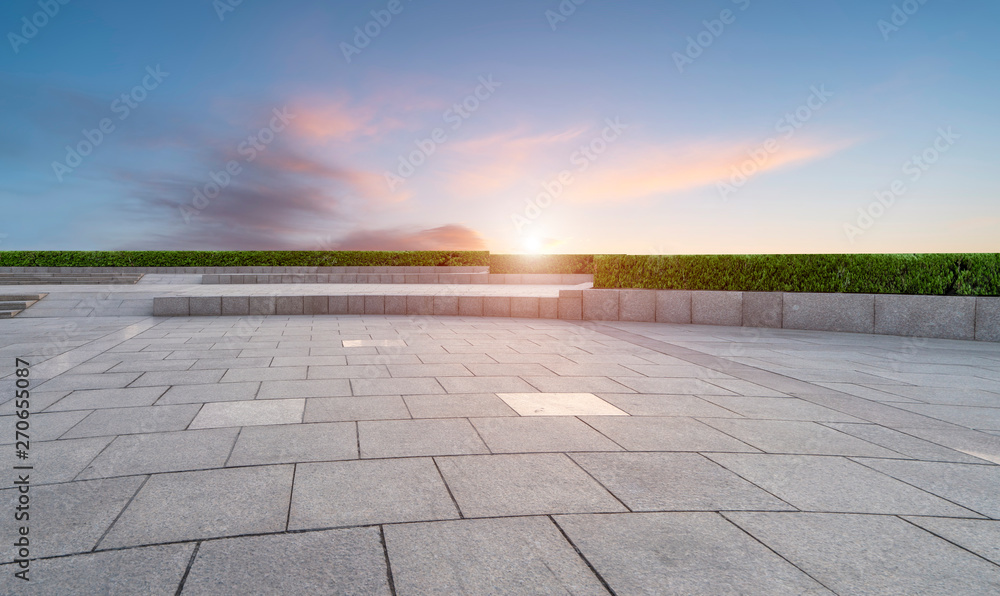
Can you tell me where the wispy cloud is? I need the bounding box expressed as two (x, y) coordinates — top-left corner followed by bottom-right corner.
(329, 224), (486, 250)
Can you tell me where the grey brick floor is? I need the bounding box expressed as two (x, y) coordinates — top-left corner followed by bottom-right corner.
(1, 295), (999, 593)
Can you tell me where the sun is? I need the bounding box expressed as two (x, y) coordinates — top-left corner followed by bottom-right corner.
(522, 236), (544, 254)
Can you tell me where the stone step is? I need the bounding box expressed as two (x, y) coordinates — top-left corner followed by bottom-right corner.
(0, 294), (47, 301)
(0, 301), (34, 310)
(0, 309), (21, 319)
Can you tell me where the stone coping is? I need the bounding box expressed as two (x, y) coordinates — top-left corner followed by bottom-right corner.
(153, 289), (999, 342)
(203, 273), (594, 285)
(0, 266), (489, 274)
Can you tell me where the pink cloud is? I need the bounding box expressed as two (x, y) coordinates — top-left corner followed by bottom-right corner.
(331, 224), (487, 250)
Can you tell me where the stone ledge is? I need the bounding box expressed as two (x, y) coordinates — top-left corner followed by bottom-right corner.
(151, 290), (1000, 342)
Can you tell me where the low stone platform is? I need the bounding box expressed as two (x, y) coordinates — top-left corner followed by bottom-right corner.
(0, 293), (47, 318)
(152, 289), (1000, 343)
(0, 273), (144, 285)
(203, 273), (593, 285)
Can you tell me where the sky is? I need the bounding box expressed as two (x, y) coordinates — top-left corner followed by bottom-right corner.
(1, 0), (997, 254)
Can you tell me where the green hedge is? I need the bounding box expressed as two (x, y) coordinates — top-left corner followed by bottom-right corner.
(488, 254), (594, 274)
(594, 254), (1000, 296)
(0, 251), (489, 268)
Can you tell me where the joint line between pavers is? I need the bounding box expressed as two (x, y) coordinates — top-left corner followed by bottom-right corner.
(695, 452), (800, 512)
(847, 457), (992, 519)
(895, 515), (1000, 571)
(547, 514), (620, 596)
(564, 452), (633, 514)
(173, 541), (201, 596)
(431, 456), (464, 519)
(93, 474), (152, 552)
(378, 525), (399, 596)
(284, 463), (298, 532)
(718, 511), (837, 594)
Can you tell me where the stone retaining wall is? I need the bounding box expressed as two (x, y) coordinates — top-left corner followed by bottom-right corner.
(152, 289), (1000, 342)
(202, 273), (593, 285)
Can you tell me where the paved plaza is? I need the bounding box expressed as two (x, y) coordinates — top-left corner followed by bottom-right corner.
(2, 280), (1000, 594)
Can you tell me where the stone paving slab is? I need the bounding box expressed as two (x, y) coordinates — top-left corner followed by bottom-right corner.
(0, 543), (194, 595)
(289, 458), (458, 529)
(435, 453), (627, 517)
(725, 512), (1000, 595)
(707, 453), (983, 517)
(385, 517), (609, 595)
(570, 452), (795, 512)
(2, 296), (999, 593)
(99, 465), (294, 548)
(182, 528), (391, 595)
(555, 512), (832, 595)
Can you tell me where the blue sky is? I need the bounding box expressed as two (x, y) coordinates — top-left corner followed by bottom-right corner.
(1, 0), (997, 253)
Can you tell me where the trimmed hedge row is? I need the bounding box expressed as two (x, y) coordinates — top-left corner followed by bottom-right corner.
(0, 251), (490, 268)
(488, 254), (594, 275)
(594, 254), (1000, 296)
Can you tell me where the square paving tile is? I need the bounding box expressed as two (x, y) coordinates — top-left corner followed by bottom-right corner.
(435, 453), (627, 517)
(44, 387), (169, 411)
(220, 367), (307, 383)
(706, 453), (982, 517)
(307, 364), (390, 379)
(699, 419), (902, 457)
(343, 339), (405, 347)
(596, 393), (739, 417)
(0, 543), (194, 596)
(351, 377), (446, 396)
(700, 396), (864, 422)
(289, 458), (458, 529)
(226, 421), (356, 466)
(903, 517), (1000, 566)
(358, 419), (488, 458)
(403, 393), (517, 418)
(822, 422), (991, 464)
(471, 417), (624, 453)
(436, 375), (539, 393)
(156, 382), (259, 404)
(305, 396), (410, 422)
(129, 369), (225, 387)
(99, 465), (294, 548)
(611, 376), (739, 395)
(257, 378), (351, 399)
(495, 392), (628, 416)
(77, 428), (239, 479)
(555, 512), (831, 595)
(571, 452), (795, 512)
(726, 512), (1000, 595)
(385, 517), (607, 595)
(182, 527), (391, 595)
(581, 416), (759, 452)
(35, 372), (143, 392)
(858, 458), (1000, 518)
(1, 436), (112, 485)
(521, 376), (636, 393)
(0, 476), (144, 558)
(60, 405), (201, 439)
(0, 410), (91, 443)
(189, 399), (304, 429)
